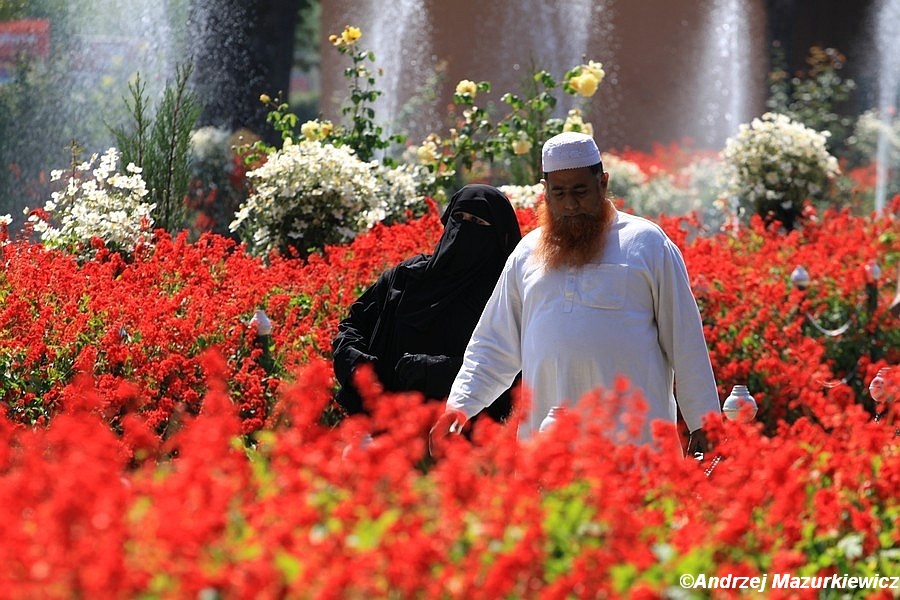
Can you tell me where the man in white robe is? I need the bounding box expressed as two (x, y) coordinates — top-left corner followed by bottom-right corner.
(430, 132), (721, 454)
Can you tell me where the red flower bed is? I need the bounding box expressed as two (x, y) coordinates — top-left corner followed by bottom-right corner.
(0, 204), (444, 436)
(0, 195), (898, 597)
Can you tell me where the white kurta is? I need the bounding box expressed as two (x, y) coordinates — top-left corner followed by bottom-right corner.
(447, 209), (721, 444)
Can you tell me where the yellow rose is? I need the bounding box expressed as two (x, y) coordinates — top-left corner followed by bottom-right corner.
(584, 60), (606, 83)
(341, 26), (362, 45)
(300, 120), (321, 141)
(259, 94), (271, 104)
(570, 72), (599, 97)
(319, 120), (334, 137)
(455, 79), (477, 97)
(329, 34), (340, 46)
(417, 139), (440, 164)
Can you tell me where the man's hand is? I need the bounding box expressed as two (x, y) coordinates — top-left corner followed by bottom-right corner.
(686, 427), (710, 458)
(428, 409), (468, 458)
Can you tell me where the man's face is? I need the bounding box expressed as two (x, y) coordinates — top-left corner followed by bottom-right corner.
(541, 167), (609, 220)
(535, 166), (613, 269)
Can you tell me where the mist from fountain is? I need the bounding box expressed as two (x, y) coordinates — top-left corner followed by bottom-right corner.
(874, 0), (900, 214)
(1, 0), (189, 223)
(479, 0), (613, 125)
(519, 0), (595, 89)
(354, 0), (610, 151)
(692, 0), (751, 149)
(355, 0), (432, 147)
(692, 0), (752, 150)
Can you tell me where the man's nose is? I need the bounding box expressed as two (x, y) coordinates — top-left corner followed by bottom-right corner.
(560, 193), (580, 210)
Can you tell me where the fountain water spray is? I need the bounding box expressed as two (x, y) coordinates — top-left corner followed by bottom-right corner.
(488, 0), (608, 125)
(693, 0), (752, 149)
(355, 0), (610, 150)
(356, 0), (432, 147)
(1, 0), (187, 222)
(874, 0), (900, 214)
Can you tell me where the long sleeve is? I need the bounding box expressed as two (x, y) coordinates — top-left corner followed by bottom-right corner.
(332, 269), (394, 413)
(333, 278), (383, 383)
(447, 255), (523, 419)
(653, 239), (721, 431)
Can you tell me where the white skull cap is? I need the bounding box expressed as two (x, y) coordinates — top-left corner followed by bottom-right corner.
(541, 132), (601, 173)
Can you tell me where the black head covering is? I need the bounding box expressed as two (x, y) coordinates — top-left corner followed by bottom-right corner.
(396, 184), (522, 329)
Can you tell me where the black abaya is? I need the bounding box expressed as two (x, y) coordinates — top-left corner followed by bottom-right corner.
(332, 185), (523, 419)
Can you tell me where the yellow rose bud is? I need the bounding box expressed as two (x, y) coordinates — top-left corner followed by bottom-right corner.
(571, 72), (599, 97)
(259, 94), (271, 104)
(455, 79), (477, 97)
(342, 26), (362, 45)
(320, 120), (334, 137)
(329, 34), (339, 46)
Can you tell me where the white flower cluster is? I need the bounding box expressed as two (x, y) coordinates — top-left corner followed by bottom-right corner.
(720, 112), (839, 215)
(498, 184), (544, 209)
(368, 162), (429, 225)
(603, 154), (648, 201)
(230, 140), (425, 256)
(0, 213), (11, 246)
(849, 109), (900, 166)
(677, 157), (729, 230)
(189, 125), (233, 167)
(27, 147), (155, 257)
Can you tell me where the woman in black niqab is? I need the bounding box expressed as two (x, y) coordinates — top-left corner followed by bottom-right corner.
(332, 185), (522, 418)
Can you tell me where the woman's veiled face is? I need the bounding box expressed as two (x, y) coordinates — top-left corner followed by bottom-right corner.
(452, 210), (491, 226)
(440, 184), (522, 257)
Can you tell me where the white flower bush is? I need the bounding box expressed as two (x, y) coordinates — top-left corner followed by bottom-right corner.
(230, 139), (425, 257)
(603, 154), (648, 202)
(677, 157), (729, 230)
(720, 112), (839, 227)
(27, 147), (155, 258)
(625, 174), (684, 215)
(847, 109), (900, 169)
(369, 162), (429, 225)
(498, 184), (544, 210)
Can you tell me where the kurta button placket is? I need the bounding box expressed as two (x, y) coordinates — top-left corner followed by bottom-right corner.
(564, 268), (576, 312)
